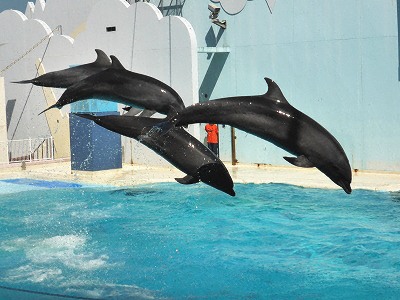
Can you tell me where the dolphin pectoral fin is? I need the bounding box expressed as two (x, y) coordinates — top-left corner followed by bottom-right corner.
(139, 109), (156, 117)
(175, 175), (200, 185)
(284, 155), (315, 168)
(122, 106), (151, 117)
(123, 107), (143, 116)
(263, 77), (289, 104)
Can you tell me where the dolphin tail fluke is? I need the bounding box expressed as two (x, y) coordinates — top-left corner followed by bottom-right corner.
(198, 163), (235, 196)
(38, 103), (59, 115)
(175, 175), (200, 185)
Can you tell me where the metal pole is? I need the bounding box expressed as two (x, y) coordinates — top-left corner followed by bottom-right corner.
(29, 138), (32, 162)
(51, 137), (54, 160)
(230, 126), (237, 165)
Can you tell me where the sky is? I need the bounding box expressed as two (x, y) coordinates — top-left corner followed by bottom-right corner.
(0, 0), (30, 13)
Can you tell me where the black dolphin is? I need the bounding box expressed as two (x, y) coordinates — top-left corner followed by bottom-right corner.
(13, 49), (111, 88)
(41, 55), (185, 115)
(165, 78), (352, 194)
(74, 113), (235, 196)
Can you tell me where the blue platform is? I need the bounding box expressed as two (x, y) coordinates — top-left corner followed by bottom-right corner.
(69, 109), (122, 171)
(1, 178), (82, 188)
(70, 99), (118, 113)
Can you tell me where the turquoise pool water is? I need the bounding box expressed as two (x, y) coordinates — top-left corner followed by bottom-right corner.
(1, 180), (400, 299)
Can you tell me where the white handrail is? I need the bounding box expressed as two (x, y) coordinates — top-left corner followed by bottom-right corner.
(4, 137), (55, 163)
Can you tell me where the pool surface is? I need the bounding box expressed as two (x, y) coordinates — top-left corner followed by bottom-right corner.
(1, 181), (400, 299)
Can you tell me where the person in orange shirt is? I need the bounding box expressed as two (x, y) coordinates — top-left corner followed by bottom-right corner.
(205, 123), (219, 156)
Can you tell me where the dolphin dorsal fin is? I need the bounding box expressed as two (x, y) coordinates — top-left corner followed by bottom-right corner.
(263, 77), (289, 104)
(94, 49), (111, 66)
(110, 55), (126, 70)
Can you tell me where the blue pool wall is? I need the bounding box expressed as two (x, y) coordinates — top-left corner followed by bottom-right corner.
(69, 111), (122, 171)
(180, 1), (400, 172)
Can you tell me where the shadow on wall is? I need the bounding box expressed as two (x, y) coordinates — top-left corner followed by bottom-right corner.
(205, 26), (224, 59)
(199, 52), (229, 102)
(199, 26), (229, 102)
(6, 99), (16, 130)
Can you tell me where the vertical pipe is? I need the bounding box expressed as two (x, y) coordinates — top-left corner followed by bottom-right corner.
(130, 139), (134, 165)
(52, 137), (55, 160)
(230, 126), (237, 165)
(29, 138), (32, 162)
(0, 77), (9, 164)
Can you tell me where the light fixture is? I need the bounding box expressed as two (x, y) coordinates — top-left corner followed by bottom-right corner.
(208, 4), (220, 18)
(211, 19), (226, 29)
(208, 3), (226, 29)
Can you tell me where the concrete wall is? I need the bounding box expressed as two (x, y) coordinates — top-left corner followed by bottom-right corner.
(2, 0), (399, 172)
(157, 0), (400, 172)
(0, 9), (59, 141)
(25, 0), (98, 36)
(0, 0), (199, 165)
(72, 0), (199, 166)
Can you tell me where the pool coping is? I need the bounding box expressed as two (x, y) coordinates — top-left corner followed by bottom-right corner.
(1, 160), (399, 193)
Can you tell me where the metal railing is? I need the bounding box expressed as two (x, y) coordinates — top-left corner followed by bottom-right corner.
(158, 0), (185, 16)
(5, 137), (54, 163)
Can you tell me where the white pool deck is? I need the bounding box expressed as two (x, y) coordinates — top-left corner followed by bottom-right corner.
(1, 159), (400, 193)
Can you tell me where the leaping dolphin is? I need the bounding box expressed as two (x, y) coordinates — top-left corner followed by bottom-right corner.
(40, 55), (186, 116)
(13, 49), (111, 88)
(163, 77), (352, 194)
(74, 113), (235, 196)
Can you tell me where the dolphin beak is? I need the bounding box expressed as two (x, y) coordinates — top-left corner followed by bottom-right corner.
(337, 180), (352, 194)
(11, 79), (34, 84)
(226, 189), (236, 197)
(38, 103), (59, 115)
(198, 163), (235, 197)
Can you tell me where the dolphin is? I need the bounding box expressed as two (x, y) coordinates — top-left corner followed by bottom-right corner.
(164, 77), (352, 194)
(74, 113), (235, 196)
(13, 49), (111, 88)
(40, 55), (186, 115)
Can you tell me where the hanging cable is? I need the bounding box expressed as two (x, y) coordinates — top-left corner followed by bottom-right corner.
(10, 31), (53, 140)
(0, 25), (61, 75)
